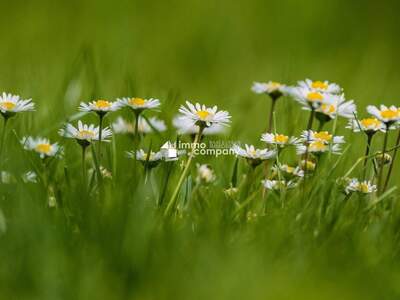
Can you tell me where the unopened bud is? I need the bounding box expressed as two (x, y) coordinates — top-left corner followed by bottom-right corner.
(224, 187), (239, 197)
(375, 152), (392, 165)
(300, 160), (316, 171)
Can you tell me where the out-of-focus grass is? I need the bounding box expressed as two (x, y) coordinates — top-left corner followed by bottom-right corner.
(1, 0), (400, 299)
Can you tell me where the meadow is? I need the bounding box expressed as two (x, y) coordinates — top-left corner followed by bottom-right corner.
(1, 0), (400, 299)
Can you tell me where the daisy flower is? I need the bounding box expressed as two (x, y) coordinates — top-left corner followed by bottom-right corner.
(128, 149), (164, 161)
(300, 130), (345, 145)
(196, 164), (216, 184)
(261, 179), (297, 191)
(296, 139), (342, 155)
(272, 164), (304, 178)
(345, 178), (377, 194)
(231, 144), (276, 167)
(127, 149), (164, 169)
(22, 171), (38, 183)
(298, 79), (342, 94)
(315, 94), (356, 122)
(112, 116), (167, 135)
(59, 120), (112, 147)
(178, 101), (231, 129)
(367, 105), (400, 125)
(0, 92), (35, 118)
(79, 99), (120, 116)
(289, 86), (326, 109)
(260, 133), (299, 147)
(346, 117), (385, 134)
(21, 136), (61, 159)
(251, 81), (288, 100)
(117, 97), (160, 114)
(172, 115), (227, 136)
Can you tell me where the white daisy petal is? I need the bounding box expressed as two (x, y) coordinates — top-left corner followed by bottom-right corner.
(0, 92), (35, 117)
(21, 136), (62, 158)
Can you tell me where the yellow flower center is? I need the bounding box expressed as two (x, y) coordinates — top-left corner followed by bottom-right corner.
(359, 183), (369, 193)
(302, 160), (315, 170)
(274, 134), (289, 143)
(285, 166), (294, 173)
(129, 98), (146, 106)
(314, 131), (332, 142)
(249, 149), (257, 156)
(95, 100), (111, 109)
(360, 118), (380, 128)
(0, 101), (16, 110)
(311, 81), (328, 90)
(310, 141), (327, 151)
(307, 92), (323, 102)
(35, 143), (51, 154)
(270, 82), (281, 89)
(78, 130), (95, 139)
(196, 110), (210, 120)
(320, 104), (336, 113)
(380, 110), (398, 119)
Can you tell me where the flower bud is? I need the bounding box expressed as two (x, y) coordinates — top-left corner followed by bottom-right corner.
(300, 160), (316, 171)
(375, 152), (392, 165)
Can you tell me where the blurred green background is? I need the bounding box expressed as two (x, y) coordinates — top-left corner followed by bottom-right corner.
(1, 0), (400, 299)
(1, 0), (400, 128)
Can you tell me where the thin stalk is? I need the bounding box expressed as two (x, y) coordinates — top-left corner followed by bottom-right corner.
(165, 126), (203, 216)
(272, 112), (284, 200)
(97, 114), (104, 166)
(90, 143), (102, 186)
(0, 117), (9, 165)
(383, 129), (400, 192)
(318, 119), (327, 132)
(378, 128), (389, 195)
(240, 165), (256, 202)
(267, 99), (277, 132)
(158, 163), (174, 207)
(362, 134), (373, 180)
(328, 114), (339, 161)
(82, 145), (87, 189)
(303, 109), (315, 179)
(133, 112), (140, 181)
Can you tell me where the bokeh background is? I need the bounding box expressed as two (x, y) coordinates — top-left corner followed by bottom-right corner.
(1, 0), (400, 299)
(1, 0), (400, 134)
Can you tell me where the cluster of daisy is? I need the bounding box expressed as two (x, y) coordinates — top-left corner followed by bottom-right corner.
(2, 76), (400, 214)
(250, 78), (400, 198)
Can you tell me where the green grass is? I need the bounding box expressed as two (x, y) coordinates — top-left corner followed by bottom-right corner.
(2, 0), (400, 299)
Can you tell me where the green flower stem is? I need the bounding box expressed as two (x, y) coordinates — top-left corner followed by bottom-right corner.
(97, 114), (104, 166)
(383, 129), (400, 192)
(164, 126), (204, 216)
(317, 120), (325, 132)
(133, 112), (140, 181)
(90, 143), (102, 186)
(267, 98), (277, 132)
(0, 117), (9, 183)
(301, 108), (315, 202)
(378, 128), (389, 195)
(82, 145), (87, 189)
(303, 109), (315, 178)
(362, 134), (373, 180)
(240, 164), (256, 202)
